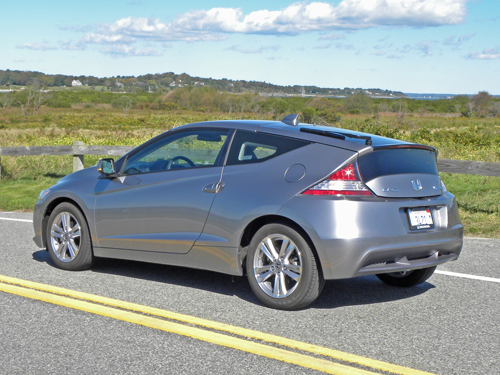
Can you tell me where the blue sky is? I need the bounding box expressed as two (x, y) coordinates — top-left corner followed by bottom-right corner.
(2, 0), (499, 94)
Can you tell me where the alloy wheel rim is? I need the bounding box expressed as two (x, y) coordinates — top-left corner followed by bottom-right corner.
(50, 212), (81, 262)
(253, 234), (302, 298)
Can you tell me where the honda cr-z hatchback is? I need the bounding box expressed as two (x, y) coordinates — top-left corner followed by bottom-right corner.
(33, 115), (463, 310)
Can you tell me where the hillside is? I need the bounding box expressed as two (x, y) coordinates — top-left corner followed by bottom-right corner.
(0, 69), (406, 98)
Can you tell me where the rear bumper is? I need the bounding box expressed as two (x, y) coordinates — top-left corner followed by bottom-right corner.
(278, 192), (463, 280)
(356, 252), (457, 276)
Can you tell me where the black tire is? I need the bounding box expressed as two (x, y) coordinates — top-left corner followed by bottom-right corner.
(46, 202), (94, 271)
(246, 224), (323, 310)
(376, 266), (436, 287)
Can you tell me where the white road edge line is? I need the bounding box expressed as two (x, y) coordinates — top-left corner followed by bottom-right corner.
(435, 270), (500, 284)
(0, 217), (33, 223)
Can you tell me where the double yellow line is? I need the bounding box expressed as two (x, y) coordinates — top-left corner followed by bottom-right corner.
(0, 275), (434, 375)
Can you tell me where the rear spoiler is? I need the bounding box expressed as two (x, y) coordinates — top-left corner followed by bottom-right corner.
(372, 144), (437, 154)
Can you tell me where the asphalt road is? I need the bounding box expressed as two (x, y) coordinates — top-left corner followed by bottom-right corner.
(0, 211), (499, 375)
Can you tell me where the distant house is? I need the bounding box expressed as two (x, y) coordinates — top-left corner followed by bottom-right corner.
(72, 80), (82, 87)
(115, 80), (124, 87)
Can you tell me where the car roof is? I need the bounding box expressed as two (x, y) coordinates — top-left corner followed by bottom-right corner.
(171, 118), (415, 153)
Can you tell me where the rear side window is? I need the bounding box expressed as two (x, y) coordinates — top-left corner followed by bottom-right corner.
(226, 130), (309, 165)
(358, 148), (438, 182)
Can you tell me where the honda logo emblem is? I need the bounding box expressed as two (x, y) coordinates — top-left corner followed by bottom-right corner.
(411, 180), (423, 191)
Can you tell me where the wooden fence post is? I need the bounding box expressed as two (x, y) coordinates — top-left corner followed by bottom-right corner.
(73, 141), (84, 172)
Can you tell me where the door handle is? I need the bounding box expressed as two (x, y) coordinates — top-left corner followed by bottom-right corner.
(203, 182), (225, 194)
(215, 182), (225, 193)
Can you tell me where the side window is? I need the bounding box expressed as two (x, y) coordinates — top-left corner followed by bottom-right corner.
(226, 130), (310, 166)
(123, 129), (229, 175)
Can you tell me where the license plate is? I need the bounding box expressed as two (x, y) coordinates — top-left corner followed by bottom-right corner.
(408, 207), (434, 230)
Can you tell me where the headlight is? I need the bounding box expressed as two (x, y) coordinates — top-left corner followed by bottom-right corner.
(37, 189), (51, 200)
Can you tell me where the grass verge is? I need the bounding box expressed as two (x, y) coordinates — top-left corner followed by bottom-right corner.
(0, 177), (59, 212)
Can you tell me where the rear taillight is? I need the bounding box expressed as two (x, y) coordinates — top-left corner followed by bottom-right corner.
(302, 162), (372, 196)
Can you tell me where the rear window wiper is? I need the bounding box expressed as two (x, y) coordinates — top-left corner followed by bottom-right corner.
(300, 128), (372, 145)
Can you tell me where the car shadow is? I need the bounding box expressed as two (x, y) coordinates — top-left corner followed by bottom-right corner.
(32, 250), (253, 299)
(32, 250), (435, 310)
(311, 277), (434, 310)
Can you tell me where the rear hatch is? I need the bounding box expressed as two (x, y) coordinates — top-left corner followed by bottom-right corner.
(358, 146), (442, 198)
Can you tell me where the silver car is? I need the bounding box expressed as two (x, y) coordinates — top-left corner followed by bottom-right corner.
(33, 115), (463, 310)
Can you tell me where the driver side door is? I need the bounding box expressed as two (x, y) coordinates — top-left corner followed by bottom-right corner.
(94, 128), (230, 254)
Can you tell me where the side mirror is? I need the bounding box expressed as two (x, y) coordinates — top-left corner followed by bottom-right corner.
(97, 158), (115, 175)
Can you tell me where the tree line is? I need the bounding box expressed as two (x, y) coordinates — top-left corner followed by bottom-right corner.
(1, 80), (498, 121)
(0, 69), (405, 98)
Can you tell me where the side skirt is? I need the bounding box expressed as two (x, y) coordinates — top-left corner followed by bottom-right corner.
(93, 245), (243, 276)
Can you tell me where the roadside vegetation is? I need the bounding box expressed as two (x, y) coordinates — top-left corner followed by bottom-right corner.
(0, 86), (499, 238)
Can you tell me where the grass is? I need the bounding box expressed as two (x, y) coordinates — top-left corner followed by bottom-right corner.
(440, 173), (500, 238)
(0, 107), (499, 238)
(0, 177), (60, 212)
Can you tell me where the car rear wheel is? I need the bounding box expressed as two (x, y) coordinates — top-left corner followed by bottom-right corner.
(246, 224), (323, 310)
(46, 202), (94, 271)
(376, 266), (436, 287)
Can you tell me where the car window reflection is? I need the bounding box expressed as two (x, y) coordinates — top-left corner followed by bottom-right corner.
(123, 130), (229, 175)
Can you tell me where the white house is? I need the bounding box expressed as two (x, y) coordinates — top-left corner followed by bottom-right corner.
(72, 80), (82, 87)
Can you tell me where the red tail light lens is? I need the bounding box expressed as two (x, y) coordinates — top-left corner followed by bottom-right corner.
(302, 162), (372, 196)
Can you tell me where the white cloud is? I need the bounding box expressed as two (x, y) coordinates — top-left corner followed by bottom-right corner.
(416, 41), (433, 56)
(59, 25), (93, 33)
(466, 47), (500, 60)
(91, 16), (226, 43)
(99, 45), (162, 57)
(225, 45), (280, 54)
(83, 33), (135, 44)
(59, 39), (86, 50)
(319, 33), (345, 40)
(335, 43), (355, 50)
(332, 0), (468, 28)
(16, 43), (57, 51)
(313, 43), (331, 49)
(397, 44), (413, 53)
(80, 0), (470, 45)
(444, 33), (475, 46)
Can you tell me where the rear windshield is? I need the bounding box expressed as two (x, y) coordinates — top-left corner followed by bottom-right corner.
(358, 148), (438, 182)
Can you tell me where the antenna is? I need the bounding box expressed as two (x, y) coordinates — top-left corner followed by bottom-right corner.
(281, 114), (299, 126)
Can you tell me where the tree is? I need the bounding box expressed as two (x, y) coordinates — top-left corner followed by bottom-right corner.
(470, 91), (492, 116)
(104, 80), (113, 90)
(16, 80), (50, 115)
(301, 107), (316, 123)
(343, 93), (372, 113)
(392, 99), (408, 123)
(307, 97), (342, 124)
(0, 92), (13, 107)
(112, 96), (134, 113)
(64, 76), (74, 87)
(491, 101), (500, 117)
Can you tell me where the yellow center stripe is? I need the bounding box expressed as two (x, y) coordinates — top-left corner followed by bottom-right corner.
(0, 275), (435, 375)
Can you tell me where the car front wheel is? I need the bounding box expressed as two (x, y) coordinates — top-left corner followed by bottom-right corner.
(46, 202), (94, 271)
(376, 266), (436, 287)
(246, 224), (323, 310)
